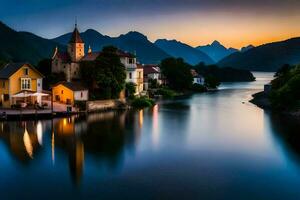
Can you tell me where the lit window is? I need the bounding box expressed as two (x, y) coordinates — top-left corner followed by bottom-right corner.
(21, 78), (31, 90)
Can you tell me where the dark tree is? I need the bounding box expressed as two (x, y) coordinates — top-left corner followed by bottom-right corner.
(36, 58), (66, 90)
(160, 57), (193, 91)
(80, 46), (126, 99)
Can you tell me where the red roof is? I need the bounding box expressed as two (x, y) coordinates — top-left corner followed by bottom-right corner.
(143, 64), (160, 75)
(81, 52), (101, 61)
(57, 52), (71, 63)
(69, 27), (84, 44)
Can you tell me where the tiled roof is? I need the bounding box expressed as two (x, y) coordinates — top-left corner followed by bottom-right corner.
(69, 27), (84, 44)
(143, 64), (160, 75)
(81, 52), (101, 61)
(80, 50), (135, 62)
(57, 52), (71, 63)
(53, 81), (87, 91)
(0, 63), (44, 79)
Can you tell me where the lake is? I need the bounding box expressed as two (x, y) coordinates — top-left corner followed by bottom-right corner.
(1, 72), (300, 199)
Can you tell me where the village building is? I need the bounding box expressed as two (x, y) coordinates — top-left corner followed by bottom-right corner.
(191, 69), (205, 85)
(52, 23), (143, 95)
(142, 64), (163, 90)
(52, 82), (88, 106)
(0, 63), (45, 108)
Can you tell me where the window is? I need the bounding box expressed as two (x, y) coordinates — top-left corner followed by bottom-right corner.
(2, 81), (5, 89)
(24, 68), (29, 76)
(129, 73), (132, 79)
(61, 90), (64, 94)
(3, 94), (9, 101)
(128, 58), (134, 64)
(21, 78), (31, 90)
(81, 92), (83, 98)
(138, 72), (141, 78)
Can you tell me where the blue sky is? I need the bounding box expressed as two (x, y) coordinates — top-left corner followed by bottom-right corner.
(1, 0), (300, 48)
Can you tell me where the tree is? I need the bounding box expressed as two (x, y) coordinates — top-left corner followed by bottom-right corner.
(125, 82), (136, 99)
(160, 57), (193, 91)
(36, 58), (66, 90)
(80, 46), (126, 99)
(205, 75), (220, 89)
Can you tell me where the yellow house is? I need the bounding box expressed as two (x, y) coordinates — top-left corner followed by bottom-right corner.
(52, 82), (88, 105)
(0, 63), (44, 108)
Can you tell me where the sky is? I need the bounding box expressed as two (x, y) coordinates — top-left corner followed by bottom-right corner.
(1, 0), (300, 48)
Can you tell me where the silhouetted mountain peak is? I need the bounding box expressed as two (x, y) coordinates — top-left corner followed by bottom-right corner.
(121, 31), (148, 41)
(211, 40), (222, 46)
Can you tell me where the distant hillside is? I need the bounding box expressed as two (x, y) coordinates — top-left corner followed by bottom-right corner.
(241, 45), (254, 52)
(154, 39), (214, 65)
(53, 30), (170, 64)
(218, 38), (300, 72)
(0, 21), (63, 64)
(196, 41), (238, 62)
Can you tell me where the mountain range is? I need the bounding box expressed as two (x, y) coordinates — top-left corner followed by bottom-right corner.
(52, 30), (171, 64)
(196, 40), (239, 62)
(154, 39), (214, 65)
(1, 20), (300, 71)
(218, 38), (300, 71)
(0, 21), (63, 64)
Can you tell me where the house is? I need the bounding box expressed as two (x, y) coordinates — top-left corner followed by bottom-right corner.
(0, 63), (45, 108)
(142, 64), (163, 90)
(191, 69), (205, 85)
(52, 23), (143, 95)
(52, 82), (88, 106)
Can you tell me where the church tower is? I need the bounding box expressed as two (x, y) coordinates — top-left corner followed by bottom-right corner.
(67, 23), (85, 62)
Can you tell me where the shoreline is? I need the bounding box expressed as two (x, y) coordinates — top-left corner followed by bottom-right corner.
(250, 91), (300, 118)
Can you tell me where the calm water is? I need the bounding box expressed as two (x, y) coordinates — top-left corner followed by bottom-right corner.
(1, 72), (300, 199)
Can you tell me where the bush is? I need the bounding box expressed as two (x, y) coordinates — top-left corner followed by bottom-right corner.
(157, 88), (176, 98)
(126, 82), (136, 99)
(191, 84), (207, 93)
(131, 97), (155, 109)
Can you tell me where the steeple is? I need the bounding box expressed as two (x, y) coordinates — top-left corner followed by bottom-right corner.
(67, 20), (85, 62)
(88, 45), (92, 54)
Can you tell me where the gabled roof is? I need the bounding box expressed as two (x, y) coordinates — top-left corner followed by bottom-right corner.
(81, 52), (101, 61)
(53, 81), (87, 91)
(57, 52), (71, 63)
(143, 64), (160, 74)
(69, 27), (84, 44)
(0, 63), (44, 79)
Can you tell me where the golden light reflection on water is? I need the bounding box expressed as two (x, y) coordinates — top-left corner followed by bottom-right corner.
(152, 105), (159, 147)
(23, 127), (33, 159)
(37, 121), (43, 146)
(139, 110), (143, 128)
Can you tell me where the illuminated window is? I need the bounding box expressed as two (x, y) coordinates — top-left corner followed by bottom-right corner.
(21, 78), (31, 90)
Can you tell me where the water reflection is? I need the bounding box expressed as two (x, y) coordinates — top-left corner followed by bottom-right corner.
(270, 114), (300, 165)
(0, 111), (143, 185)
(0, 121), (41, 162)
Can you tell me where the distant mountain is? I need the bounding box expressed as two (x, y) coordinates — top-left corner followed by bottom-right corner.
(53, 30), (170, 64)
(0, 21), (63, 64)
(154, 39), (214, 65)
(218, 38), (300, 71)
(196, 41), (238, 62)
(241, 45), (255, 52)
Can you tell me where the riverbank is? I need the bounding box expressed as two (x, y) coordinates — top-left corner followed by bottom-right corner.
(250, 91), (300, 118)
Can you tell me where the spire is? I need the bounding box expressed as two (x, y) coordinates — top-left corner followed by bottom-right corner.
(88, 45), (92, 54)
(69, 21), (84, 44)
(75, 16), (77, 28)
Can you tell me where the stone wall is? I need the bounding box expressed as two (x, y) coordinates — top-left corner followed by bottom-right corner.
(86, 99), (126, 112)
